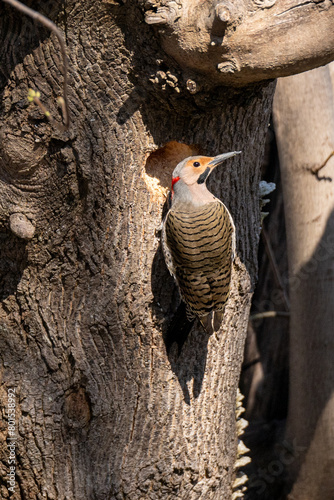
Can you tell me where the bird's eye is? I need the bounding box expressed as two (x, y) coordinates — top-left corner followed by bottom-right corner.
(193, 161), (200, 167)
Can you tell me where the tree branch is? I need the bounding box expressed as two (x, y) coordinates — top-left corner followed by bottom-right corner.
(142, 0), (334, 87)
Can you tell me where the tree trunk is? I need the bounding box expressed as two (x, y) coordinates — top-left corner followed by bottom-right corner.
(0, 1), (333, 499)
(0, 2), (275, 498)
(273, 66), (334, 499)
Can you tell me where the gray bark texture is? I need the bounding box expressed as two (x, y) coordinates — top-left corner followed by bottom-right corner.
(0, 1), (332, 499)
(273, 66), (334, 500)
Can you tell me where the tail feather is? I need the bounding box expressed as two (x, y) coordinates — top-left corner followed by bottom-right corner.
(213, 310), (223, 331)
(198, 314), (214, 335)
(198, 310), (224, 334)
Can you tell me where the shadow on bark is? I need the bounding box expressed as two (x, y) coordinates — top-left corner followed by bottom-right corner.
(167, 323), (211, 405)
(0, 232), (27, 301)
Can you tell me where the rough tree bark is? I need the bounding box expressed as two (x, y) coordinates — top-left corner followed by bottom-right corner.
(273, 66), (334, 500)
(0, 1), (333, 499)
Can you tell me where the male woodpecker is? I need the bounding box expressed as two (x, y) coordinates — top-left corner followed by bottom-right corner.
(162, 151), (241, 333)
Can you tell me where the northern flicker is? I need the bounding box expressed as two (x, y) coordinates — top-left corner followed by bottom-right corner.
(162, 151), (241, 333)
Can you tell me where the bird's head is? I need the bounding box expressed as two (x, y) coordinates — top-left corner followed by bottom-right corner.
(171, 151), (241, 203)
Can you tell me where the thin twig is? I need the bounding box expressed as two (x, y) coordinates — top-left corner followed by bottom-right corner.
(310, 151), (334, 182)
(250, 311), (290, 321)
(2, 0), (70, 130)
(261, 227), (290, 311)
(242, 357), (261, 371)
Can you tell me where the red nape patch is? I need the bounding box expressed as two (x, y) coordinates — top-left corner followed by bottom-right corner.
(171, 176), (180, 194)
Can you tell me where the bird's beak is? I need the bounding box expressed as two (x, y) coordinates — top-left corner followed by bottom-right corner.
(208, 151), (241, 167)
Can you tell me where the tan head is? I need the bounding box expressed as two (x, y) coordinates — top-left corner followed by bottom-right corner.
(171, 151), (241, 205)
